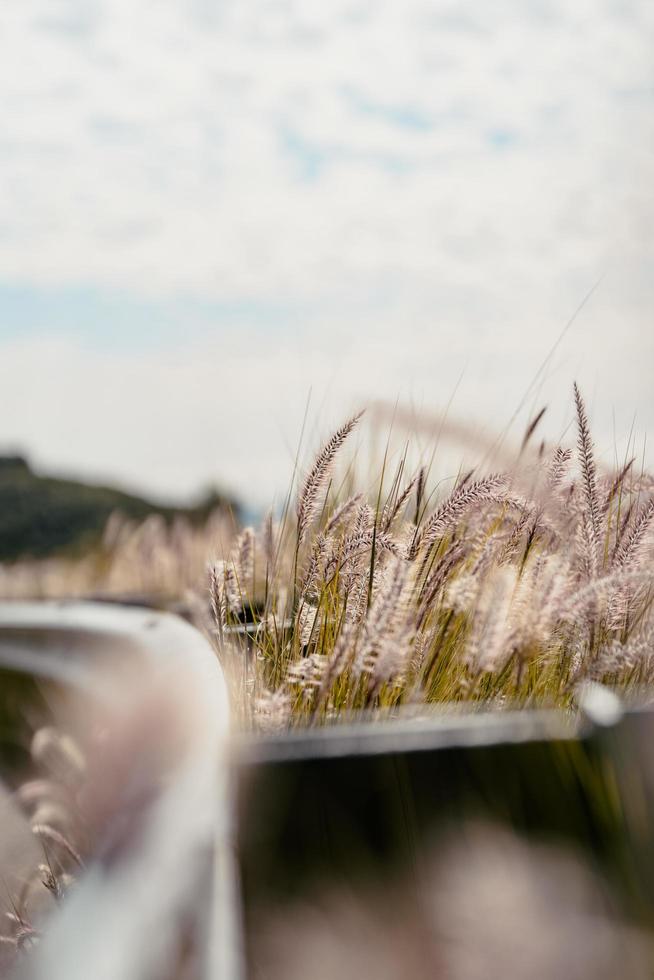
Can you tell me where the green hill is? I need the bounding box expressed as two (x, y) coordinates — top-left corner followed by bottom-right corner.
(0, 455), (238, 561)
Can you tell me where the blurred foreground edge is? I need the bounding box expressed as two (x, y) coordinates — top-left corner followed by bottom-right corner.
(233, 688), (654, 978)
(0, 600), (236, 980)
(2, 601), (654, 978)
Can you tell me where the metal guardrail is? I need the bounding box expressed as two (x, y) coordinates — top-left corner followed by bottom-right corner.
(0, 601), (238, 980)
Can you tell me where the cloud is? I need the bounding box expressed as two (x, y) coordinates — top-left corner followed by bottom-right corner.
(0, 0), (651, 303)
(0, 1), (652, 502)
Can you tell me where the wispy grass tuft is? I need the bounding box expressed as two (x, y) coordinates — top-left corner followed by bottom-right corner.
(209, 386), (654, 730)
(296, 410), (364, 545)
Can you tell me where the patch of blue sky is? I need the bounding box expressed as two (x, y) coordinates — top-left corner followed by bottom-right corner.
(279, 125), (326, 181)
(342, 87), (433, 132)
(280, 123), (417, 181)
(485, 128), (518, 150)
(0, 282), (298, 351)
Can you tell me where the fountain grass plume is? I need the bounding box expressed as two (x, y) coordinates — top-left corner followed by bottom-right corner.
(209, 385), (654, 730)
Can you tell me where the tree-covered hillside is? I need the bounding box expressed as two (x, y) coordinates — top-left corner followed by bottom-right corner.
(0, 455), (237, 561)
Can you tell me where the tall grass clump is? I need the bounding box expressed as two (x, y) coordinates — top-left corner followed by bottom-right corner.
(210, 386), (654, 730)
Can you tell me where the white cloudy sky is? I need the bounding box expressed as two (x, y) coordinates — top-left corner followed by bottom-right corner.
(0, 0), (652, 507)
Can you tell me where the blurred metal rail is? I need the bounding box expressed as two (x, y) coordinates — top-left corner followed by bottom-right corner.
(0, 601), (240, 980)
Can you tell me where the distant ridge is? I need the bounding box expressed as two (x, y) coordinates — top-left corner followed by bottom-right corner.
(0, 455), (238, 561)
